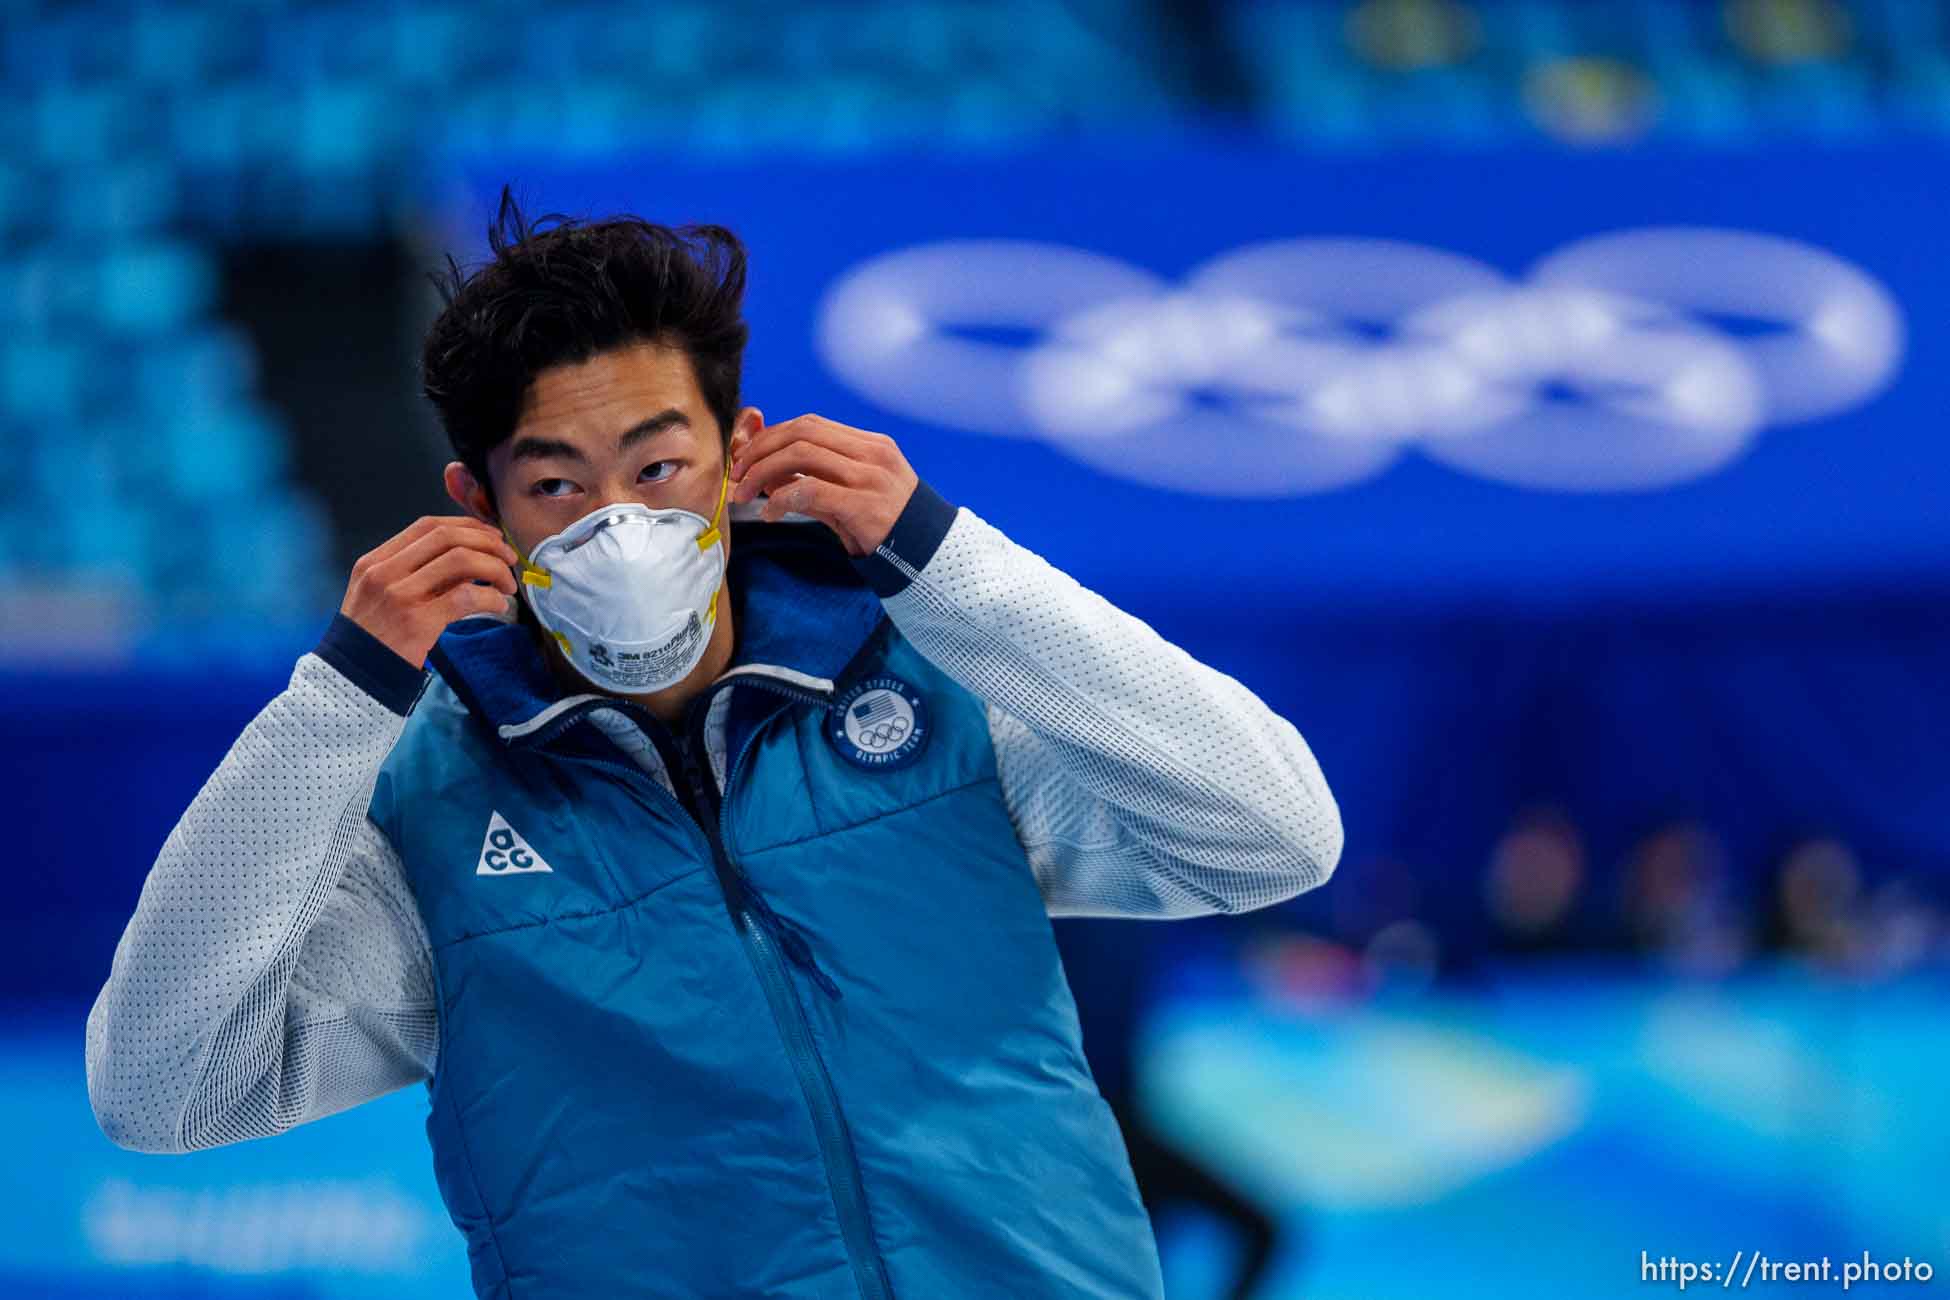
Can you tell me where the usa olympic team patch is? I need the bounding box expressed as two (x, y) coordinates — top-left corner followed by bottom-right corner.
(827, 675), (930, 770)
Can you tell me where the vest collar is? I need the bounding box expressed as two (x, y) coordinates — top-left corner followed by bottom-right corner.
(429, 520), (890, 745)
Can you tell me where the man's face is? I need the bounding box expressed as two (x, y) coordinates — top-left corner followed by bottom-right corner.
(470, 340), (753, 558)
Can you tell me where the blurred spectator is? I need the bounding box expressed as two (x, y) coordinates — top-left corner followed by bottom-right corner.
(1858, 878), (1946, 976)
(1243, 929), (1370, 1009)
(1363, 917), (1443, 993)
(1724, 0), (1853, 64)
(1618, 820), (1750, 973)
(1761, 835), (1865, 966)
(1483, 806), (1592, 954)
(1345, 0), (1482, 70)
(1524, 56), (1660, 143)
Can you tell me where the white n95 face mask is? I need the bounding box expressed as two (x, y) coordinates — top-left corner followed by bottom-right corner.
(507, 469), (729, 694)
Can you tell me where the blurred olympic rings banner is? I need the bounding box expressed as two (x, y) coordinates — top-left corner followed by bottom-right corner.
(816, 229), (1903, 495)
(452, 145), (1950, 612)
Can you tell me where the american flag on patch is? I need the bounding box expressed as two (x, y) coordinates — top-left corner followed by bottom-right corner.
(850, 693), (898, 724)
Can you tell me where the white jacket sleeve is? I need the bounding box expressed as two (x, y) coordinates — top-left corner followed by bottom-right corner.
(851, 481), (1343, 919)
(85, 620), (439, 1153)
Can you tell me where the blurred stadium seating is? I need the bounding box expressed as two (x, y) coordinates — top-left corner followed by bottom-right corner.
(0, 0), (1184, 651)
(6, 0), (1950, 651)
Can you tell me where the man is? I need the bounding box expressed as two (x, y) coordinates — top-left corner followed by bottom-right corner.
(86, 193), (1344, 1299)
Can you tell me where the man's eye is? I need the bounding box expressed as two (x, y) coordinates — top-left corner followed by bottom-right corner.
(640, 461), (676, 483)
(531, 478), (577, 497)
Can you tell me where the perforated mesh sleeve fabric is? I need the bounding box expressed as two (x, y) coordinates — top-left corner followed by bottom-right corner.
(85, 654), (438, 1154)
(877, 507), (1343, 919)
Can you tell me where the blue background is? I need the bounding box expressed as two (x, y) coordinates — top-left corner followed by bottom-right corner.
(13, 0), (1950, 1295)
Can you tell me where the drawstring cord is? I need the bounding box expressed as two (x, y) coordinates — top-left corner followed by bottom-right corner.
(719, 858), (844, 1001)
(766, 905), (845, 1003)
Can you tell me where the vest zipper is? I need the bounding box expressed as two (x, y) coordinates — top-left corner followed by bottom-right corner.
(525, 683), (894, 1299)
(681, 693), (895, 1300)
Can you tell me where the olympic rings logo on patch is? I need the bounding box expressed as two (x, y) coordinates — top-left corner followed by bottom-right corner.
(859, 717), (910, 748)
(828, 675), (930, 771)
(814, 228), (1904, 496)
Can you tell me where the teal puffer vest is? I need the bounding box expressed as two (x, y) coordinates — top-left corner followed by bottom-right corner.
(368, 521), (1163, 1299)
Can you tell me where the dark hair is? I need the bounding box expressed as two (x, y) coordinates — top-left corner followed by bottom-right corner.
(421, 186), (749, 495)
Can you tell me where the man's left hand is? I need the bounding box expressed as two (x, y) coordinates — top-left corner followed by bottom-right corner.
(729, 414), (920, 558)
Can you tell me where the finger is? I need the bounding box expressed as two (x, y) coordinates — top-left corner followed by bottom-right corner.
(361, 515), (499, 571)
(360, 517), (506, 584)
(732, 438), (877, 504)
(387, 515), (506, 563)
(442, 581), (512, 623)
(370, 522), (519, 588)
(402, 547), (520, 602)
(732, 415), (883, 481)
(758, 473), (857, 527)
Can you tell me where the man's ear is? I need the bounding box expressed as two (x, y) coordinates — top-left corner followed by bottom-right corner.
(443, 462), (497, 525)
(727, 406), (763, 469)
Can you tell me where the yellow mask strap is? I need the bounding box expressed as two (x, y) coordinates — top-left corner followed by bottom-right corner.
(699, 469), (730, 625)
(500, 520), (552, 590)
(695, 467), (730, 553)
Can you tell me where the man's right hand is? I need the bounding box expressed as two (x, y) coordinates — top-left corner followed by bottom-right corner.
(339, 516), (519, 668)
